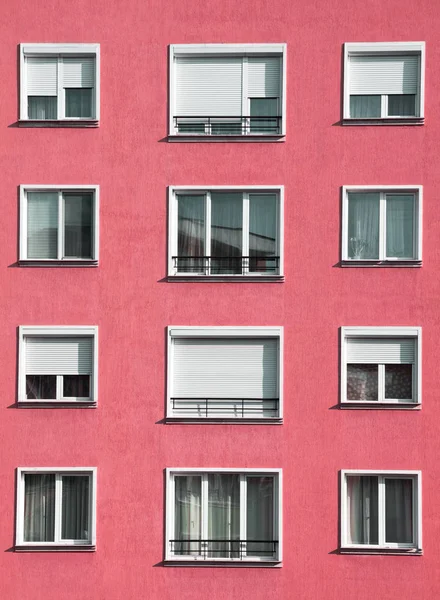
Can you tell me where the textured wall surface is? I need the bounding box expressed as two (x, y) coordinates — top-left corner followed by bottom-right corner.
(1, 0), (440, 598)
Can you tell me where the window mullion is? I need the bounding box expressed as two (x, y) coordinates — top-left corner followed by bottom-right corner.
(242, 57), (248, 134)
(57, 57), (64, 120)
(58, 191), (63, 260)
(205, 193), (211, 276)
(378, 477), (386, 545)
(56, 375), (63, 400)
(380, 193), (386, 260)
(240, 474), (247, 557)
(54, 474), (62, 542)
(378, 364), (385, 402)
(201, 474), (209, 547)
(382, 95), (388, 118)
(242, 194), (250, 275)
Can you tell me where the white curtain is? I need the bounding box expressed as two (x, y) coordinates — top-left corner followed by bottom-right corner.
(174, 476), (201, 555)
(385, 479), (413, 543)
(386, 195), (414, 258)
(24, 474), (55, 542)
(347, 476), (378, 544)
(28, 97), (57, 119)
(249, 194), (277, 273)
(211, 193), (243, 273)
(65, 89), (93, 118)
(247, 476), (274, 557)
(177, 195), (205, 272)
(61, 476), (89, 540)
(347, 193), (380, 259)
(27, 192), (58, 259)
(350, 95), (381, 118)
(208, 474), (240, 557)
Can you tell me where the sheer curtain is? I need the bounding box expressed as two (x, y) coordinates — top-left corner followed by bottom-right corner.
(249, 194), (277, 273)
(27, 192), (58, 259)
(208, 474), (240, 557)
(177, 195), (205, 272)
(386, 195), (414, 258)
(24, 474), (55, 542)
(64, 194), (93, 258)
(347, 476), (378, 544)
(247, 476), (274, 556)
(347, 193), (380, 259)
(61, 476), (89, 540)
(350, 95), (381, 118)
(174, 476), (201, 555)
(211, 193), (242, 274)
(28, 97), (57, 119)
(65, 89), (93, 118)
(385, 479), (413, 543)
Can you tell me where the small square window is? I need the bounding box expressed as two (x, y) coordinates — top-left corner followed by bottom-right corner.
(20, 44), (100, 124)
(19, 326), (98, 405)
(340, 470), (421, 552)
(341, 327), (421, 407)
(169, 44), (286, 137)
(167, 327), (283, 421)
(342, 186), (422, 263)
(16, 468), (96, 549)
(166, 469), (282, 563)
(20, 186), (99, 263)
(344, 43), (425, 122)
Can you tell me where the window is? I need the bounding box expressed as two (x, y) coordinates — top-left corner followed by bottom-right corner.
(166, 469), (282, 562)
(18, 326), (98, 404)
(167, 327), (283, 421)
(169, 44), (286, 137)
(20, 186), (99, 263)
(16, 468), (96, 548)
(342, 186), (422, 263)
(344, 43), (425, 122)
(340, 470), (421, 552)
(169, 187), (283, 278)
(20, 44), (100, 123)
(341, 327), (421, 407)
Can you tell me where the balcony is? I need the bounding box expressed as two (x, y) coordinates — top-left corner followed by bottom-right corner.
(173, 115), (282, 136)
(169, 539), (278, 559)
(172, 255), (280, 276)
(170, 397), (280, 419)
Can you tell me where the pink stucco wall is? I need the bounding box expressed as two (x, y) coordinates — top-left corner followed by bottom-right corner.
(1, 0), (440, 598)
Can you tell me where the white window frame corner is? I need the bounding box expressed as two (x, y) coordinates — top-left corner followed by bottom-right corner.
(341, 185), (423, 263)
(15, 466), (97, 549)
(340, 469), (422, 552)
(18, 325), (98, 405)
(343, 42), (425, 121)
(20, 43), (100, 122)
(19, 184), (100, 263)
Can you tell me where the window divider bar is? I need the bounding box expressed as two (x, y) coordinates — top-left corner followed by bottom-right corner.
(201, 474), (209, 542)
(58, 190), (63, 260)
(240, 474), (247, 557)
(379, 192), (386, 260)
(378, 476), (386, 545)
(54, 474), (62, 542)
(242, 193), (250, 274)
(57, 57), (64, 120)
(205, 192), (212, 275)
(378, 364), (385, 402)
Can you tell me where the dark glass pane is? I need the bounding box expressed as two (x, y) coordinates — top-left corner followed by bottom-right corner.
(347, 193), (380, 259)
(385, 364), (413, 400)
(26, 375), (57, 400)
(347, 364), (378, 400)
(63, 375), (90, 398)
(388, 94), (416, 117)
(178, 122), (205, 133)
(249, 194), (277, 273)
(28, 96), (57, 119)
(61, 476), (89, 540)
(63, 193), (93, 258)
(350, 95), (381, 118)
(211, 122), (242, 135)
(211, 193), (243, 274)
(177, 195), (205, 273)
(247, 476), (274, 557)
(250, 98), (279, 133)
(65, 89), (93, 118)
(347, 476), (378, 544)
(385, 479), (413, 543)
(24, 474), (55, 542)
(386, 195), (415, 258)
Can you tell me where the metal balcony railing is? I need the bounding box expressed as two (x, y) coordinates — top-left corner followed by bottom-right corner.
(172, 256), (280, 275)
(171, 398), (279, 418)
(170, 539), (278, 559)
(173, 115), (282, 135)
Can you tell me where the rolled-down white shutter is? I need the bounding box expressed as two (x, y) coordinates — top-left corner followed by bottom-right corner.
(26, 337), (93, 375)
(347, 338), (415, 364)
(349, 55), (419, 95)
(247, 57), (281, 97)
(26, 57), (57, 96)
(175, 57), (243, 116)
(173, 338), (278, 398)
(62, 57), (95, 88)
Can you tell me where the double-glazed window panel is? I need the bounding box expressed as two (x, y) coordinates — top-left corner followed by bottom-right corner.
(169, 187), (282, 277)
(16, 468), (96, 548)
(341, 471), (421, 551)
(19, 326), (98, 404)
(344, 43), (425, 120)
(167, 469), (281, 562)
(168, 327), (282, 420)
(20, 44), (100, 122)
(342, 187), (421, 262)
(20, 186), (99, 262)
(170, 44), (286, 136)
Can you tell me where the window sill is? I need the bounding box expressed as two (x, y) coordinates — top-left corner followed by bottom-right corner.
(164, 558), (281, 566)
(166, 417), (283, 424)
(167, 275), (284, 283)
(340, 260), (422, 268)
(15, 544), (96, 552)
(339, 547), (422, 556)
(18, 119), (99, 128)
(18, 401), (97, 408)
(167, 134), (285, 143)
(19, 259), (98, 268)
(340, 402), (420, 410)
(342, 117), (424, 126)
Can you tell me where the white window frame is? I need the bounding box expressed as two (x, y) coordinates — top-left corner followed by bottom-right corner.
(341, 326), (421, 408)
(18, 326), (98, 405)
(16, 467), (97, 549)
(20, 43), (100, 123)
(343, 42), (425, 122)
(168, 186), (284, 279)
(167, 326), (283, 422)
(20, 185), (99, 263)
(340, 470), (422, 552)
(165, 468), (282, 563)
(169, 44), (287, 138)
(341, 185), (422, 263)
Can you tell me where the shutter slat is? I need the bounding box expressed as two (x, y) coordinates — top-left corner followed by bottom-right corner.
(173, 338), (278, 397)
(347, 338), (415, 364)
(26, 337), (93, 375)
(27, 57), (57, 95)
(248, 57), (281, 97)
(349, 55), (419, 95)
(62, 57), (95, 88)
(175, 57), (242, 116)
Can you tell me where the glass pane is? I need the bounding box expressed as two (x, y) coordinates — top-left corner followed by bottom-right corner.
(177, 195), (205, 273)
(65, 89), (93, 118)
(177, 122), (205, 133)
(249, 194), (278, 273)
(208, 474), (240, 558)
(26, 375), (57, 400)
(174, 476), (201, 555)
(350, 95), (381, 118)
(388, 95), (416, 117)
(347, 364), (378, 401)
(385, 364), (413, 400)
(347, 476), (378, 544)
(211, 193), (243, 274)
(61, 476), (90, 540)
(63, 375), (90, 398)
(385, 479), (413, 543)
(347, 193), (380, 259)
(250, 98), (279, 133)
(211, 122), (242, 135)
(64, 193), (93, 258)
(24, 474), (55, 542)
(27, 192), (58, 259)
(386, 195), (415, 258)
(28, 96), (57, 120)
(247, 476), (275, 557)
